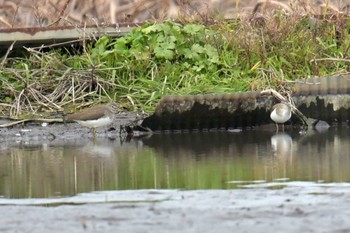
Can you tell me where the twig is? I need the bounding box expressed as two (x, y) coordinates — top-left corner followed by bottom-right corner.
(29, 87), (62, 110)
(0, 41), (15, 68)
(59, 91), (98, 107)
(0, 118), (64, 128)
(0, 16), (12, 28)
(48, 0), (72, 26)
(28, 39), (85, 50)
(15, 89), (25, 116)
(310, 58), (350, 63)
(0, 119), (29, 127)
(10, 5), (19, 28)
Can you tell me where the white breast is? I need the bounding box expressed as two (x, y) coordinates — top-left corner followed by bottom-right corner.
(76, 116), (113, 128)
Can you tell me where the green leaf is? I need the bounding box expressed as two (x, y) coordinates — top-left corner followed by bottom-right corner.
(154, 46), (174, 59)
(183, 24), (205, 35)
(191, 44), (205, 54)
(142, 24), (162, 34)
(204, 44), (220, 64)
(91, 36), (110, 57)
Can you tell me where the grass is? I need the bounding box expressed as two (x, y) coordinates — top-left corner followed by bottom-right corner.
(1, 10), (350, 117)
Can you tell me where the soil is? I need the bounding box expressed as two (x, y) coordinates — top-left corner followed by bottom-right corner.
(1, 183), (350, 232)
(0, 112), (139, 143)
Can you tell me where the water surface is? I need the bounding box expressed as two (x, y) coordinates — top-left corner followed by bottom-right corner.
(1, 126), (350, 198)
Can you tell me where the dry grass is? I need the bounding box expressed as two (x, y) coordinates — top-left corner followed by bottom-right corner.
(1, 0), (350, 28)
(1, 0), (350, 118)
(0, 46), (120, 117)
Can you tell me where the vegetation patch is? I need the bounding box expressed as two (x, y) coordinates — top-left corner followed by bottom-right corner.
(1, 14), (350, 117)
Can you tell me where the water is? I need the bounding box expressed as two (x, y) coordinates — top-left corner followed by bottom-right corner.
(1, 126), (350, 198)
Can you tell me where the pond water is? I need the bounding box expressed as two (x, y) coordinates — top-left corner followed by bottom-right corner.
(0, 126), (350, 198)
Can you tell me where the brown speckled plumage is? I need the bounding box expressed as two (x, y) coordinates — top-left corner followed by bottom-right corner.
(65, 105), (115, 121)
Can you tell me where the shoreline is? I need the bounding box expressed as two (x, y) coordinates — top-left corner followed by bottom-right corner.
(1, 183), (349, 232)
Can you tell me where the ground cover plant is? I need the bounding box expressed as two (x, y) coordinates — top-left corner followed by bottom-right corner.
(1, 12), (350, 117)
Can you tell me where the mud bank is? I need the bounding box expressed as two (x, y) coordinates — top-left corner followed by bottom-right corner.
(1, 182), (350, 233)
(0, 112), (139, 143)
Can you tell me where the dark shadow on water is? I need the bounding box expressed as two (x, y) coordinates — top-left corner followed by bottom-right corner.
(140, 130), (276, 159)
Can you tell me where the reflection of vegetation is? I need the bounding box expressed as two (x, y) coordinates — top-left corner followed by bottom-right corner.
(116, 149), (255, 190)
(1, 15), (350, 115)
(2, 132), (350, 198)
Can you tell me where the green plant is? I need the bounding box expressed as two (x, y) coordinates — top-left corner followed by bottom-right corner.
(1, 15), (350, 116)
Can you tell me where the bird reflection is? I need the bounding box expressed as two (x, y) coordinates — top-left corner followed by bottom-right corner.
(80, 142), (116, 158)
(270, 132), (293, 179)
(271, 132), (293, 159)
